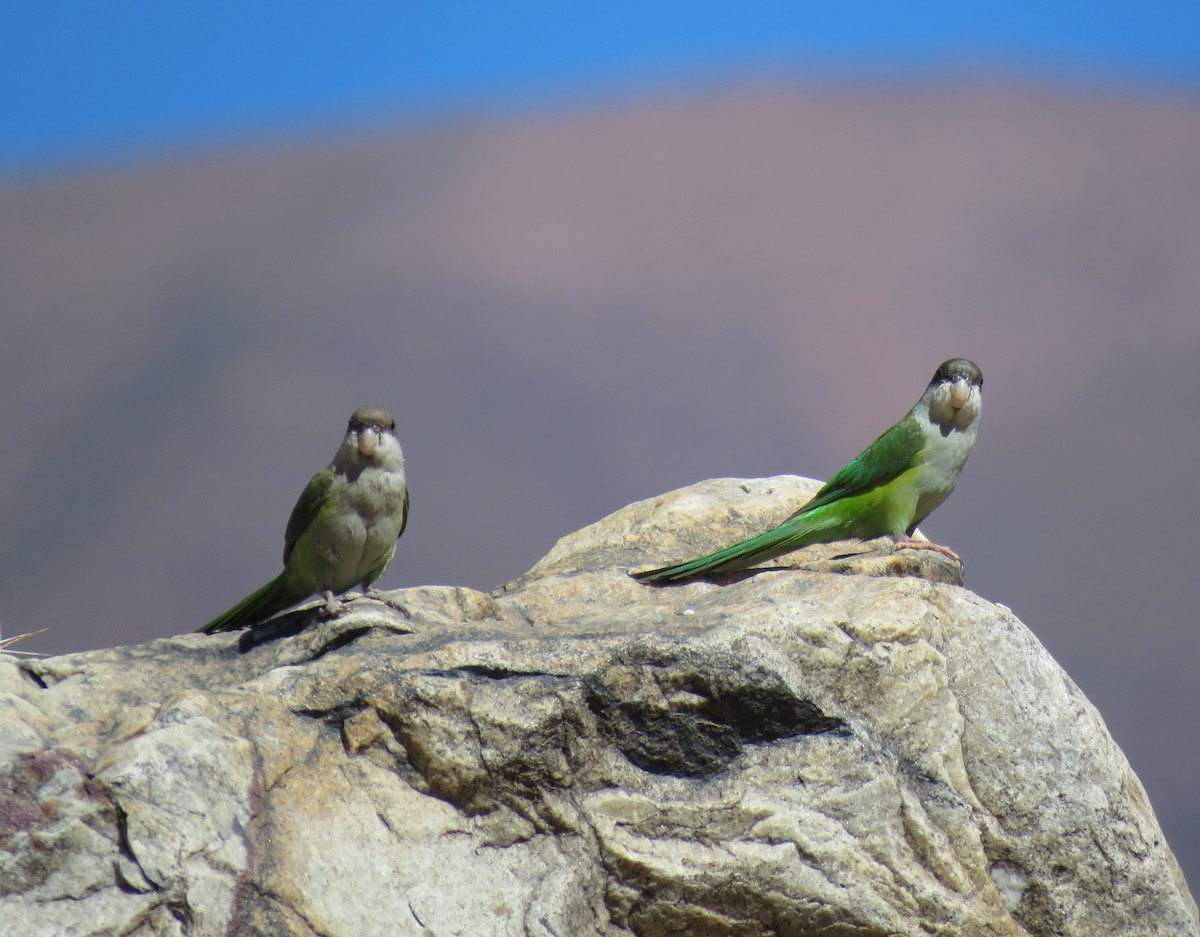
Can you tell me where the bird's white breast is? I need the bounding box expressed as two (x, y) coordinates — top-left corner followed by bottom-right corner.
(912, 390), (981, 517)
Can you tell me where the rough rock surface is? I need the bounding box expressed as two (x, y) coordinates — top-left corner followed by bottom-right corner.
(2, 476), (1196, 937)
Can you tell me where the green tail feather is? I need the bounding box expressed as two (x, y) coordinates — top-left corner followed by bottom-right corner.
(633, 515), (834, 584)
(199, 575), (303, 633)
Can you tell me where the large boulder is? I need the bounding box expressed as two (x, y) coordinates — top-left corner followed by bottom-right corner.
(2, 477), (1195, 936)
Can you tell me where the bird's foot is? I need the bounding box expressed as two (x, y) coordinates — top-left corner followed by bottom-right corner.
(320, 591), (345, 618)
(365, 588), (411, 619)
(894, 537), (961, 564)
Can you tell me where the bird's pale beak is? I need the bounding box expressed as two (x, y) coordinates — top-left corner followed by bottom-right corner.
(358, 426), (380, 456)
(948, 380), (971, 409)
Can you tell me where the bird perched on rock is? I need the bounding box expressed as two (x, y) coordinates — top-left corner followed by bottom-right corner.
(200, 406), (409, 633)
(633, 358), (982, 583)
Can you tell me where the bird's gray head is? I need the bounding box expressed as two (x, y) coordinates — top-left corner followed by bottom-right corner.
(929, 358), (982, 392)
(924, 358), (982, 431)
(344, 406), (401, 463)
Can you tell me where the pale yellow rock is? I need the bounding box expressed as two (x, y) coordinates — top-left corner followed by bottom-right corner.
(0, 477), (1194, 937)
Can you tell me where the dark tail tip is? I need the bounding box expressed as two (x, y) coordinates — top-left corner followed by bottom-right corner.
(630, 565), (687, 585)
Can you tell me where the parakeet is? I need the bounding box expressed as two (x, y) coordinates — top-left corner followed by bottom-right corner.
(633, 358), (982, 583)
(200, 406), (409, 632)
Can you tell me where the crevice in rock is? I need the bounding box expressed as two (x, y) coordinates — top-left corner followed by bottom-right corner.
(110, 798), (161, 892)
(293, 703), (361, 725)
(166, 897), (193, 929)
(585, 651), (847, 778)
(454, 664), (569, 681)
(16, 662), (48, 689)
(248, 881), (331, 937)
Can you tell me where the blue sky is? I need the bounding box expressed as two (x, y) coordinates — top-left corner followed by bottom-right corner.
(3, 1), (1199, 176)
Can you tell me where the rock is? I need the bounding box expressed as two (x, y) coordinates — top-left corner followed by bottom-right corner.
(1, 476), (1195, 937)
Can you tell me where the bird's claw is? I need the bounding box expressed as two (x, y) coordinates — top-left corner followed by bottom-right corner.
(320, 591), (345, 618)
(894, 537), (961, 564)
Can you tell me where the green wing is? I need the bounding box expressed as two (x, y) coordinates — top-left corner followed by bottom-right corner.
(283, 467), (335, 563)
(788, 415), (926, 520)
